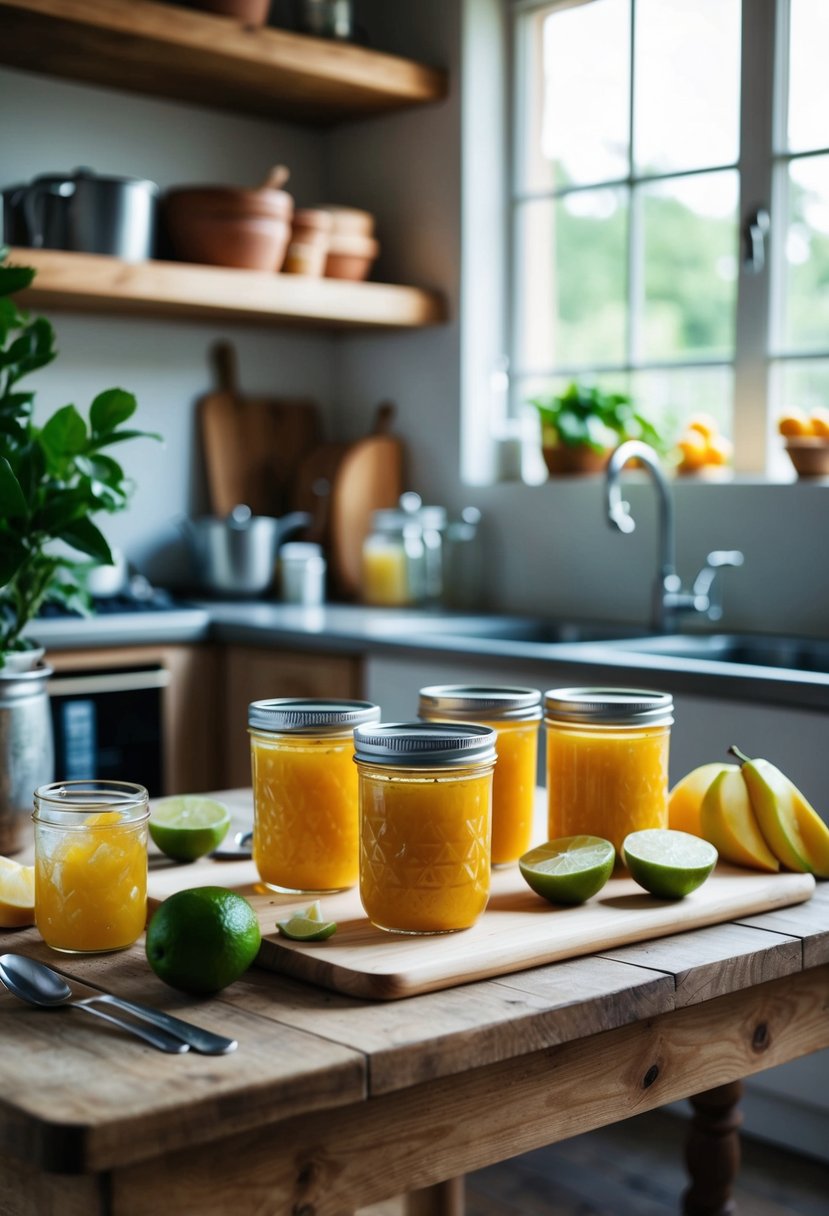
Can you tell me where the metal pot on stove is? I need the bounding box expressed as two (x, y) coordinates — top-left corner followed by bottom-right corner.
(182, 505), (311, 597)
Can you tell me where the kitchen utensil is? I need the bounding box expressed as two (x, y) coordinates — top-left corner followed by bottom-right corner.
(0, 953), (187, 1054)
(0, 953), (237, 1054)
(197, 340), (321, 517)
(328, 402), (404, 597)
(164, 166), (293, 270)
(182, 504), (311, 596)
(21, 169), (158, 260)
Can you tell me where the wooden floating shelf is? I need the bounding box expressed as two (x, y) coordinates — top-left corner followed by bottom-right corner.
(9, 248), (448, 331)
(0, 0), (448, 122)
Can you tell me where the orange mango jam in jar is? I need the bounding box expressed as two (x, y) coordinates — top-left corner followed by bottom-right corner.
(418, 685), (542, 865)
(33, 781), (149, 953)
(544, 688), (674, 856)
(355, 721), (496, 934)
(249, 698), (381, 894)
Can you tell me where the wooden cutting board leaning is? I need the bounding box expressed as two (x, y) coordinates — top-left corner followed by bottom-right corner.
(197, 340), (322, 517)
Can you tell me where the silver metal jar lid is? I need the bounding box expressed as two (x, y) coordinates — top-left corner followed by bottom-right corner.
(353, 721), (497, 767)
(418, 685), (542, 722)
(248, 698), (381, 734)
(543, 687), (674, 727)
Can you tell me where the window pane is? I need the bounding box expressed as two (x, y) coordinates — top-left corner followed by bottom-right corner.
(525, 0), (630, 191)
(779, 156), (829, 351)
(786, 0), (829, 154)
(634, 0), (740, 175)
(631, 365), (734, 450)
(514, 190), (628, 371)
(641, 172), (739, 361)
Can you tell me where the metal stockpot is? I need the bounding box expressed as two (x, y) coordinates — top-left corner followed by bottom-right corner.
(20, 169), (158, 261)
(182, 506), (311, 597)
(0, 657), (54, 856)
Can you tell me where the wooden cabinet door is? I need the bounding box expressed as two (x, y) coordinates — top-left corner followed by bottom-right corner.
(222, 647), (363, 789)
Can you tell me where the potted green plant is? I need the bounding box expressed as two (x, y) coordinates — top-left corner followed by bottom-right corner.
(0, 249), (159, 852)
(529, 381), (663, 476)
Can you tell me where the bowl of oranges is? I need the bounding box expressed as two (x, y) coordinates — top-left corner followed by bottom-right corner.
(778, 408), (829, 478)
(675, 414), (733, 478)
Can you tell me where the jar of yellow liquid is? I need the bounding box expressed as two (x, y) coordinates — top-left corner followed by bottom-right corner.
(360, 509), (425, 606)
(249, 698), (381, 894)
(418, 685), (542, 865)
(354, 721), (496, 934)
(33, 781), (149, 954)
(544, 688), (674, 855)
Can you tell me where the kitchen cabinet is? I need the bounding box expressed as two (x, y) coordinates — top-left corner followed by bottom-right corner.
(221, 645), (363, 787)
(48, 643), (222, 796)
(2, 0), (448, 331)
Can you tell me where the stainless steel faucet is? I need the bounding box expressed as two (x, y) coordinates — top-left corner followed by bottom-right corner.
(605, 440), (744, 633)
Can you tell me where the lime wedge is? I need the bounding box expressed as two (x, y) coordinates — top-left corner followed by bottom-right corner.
(149, 796), (231, 863)
(304, 900), (324, 923)
(277, 913), (337, 942)
(519, 836), (616, 905)
(622, 828), (717, 899)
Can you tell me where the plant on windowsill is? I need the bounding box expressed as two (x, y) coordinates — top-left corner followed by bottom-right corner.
(529, 381), (664, 476)
(0, 248), (160, 665)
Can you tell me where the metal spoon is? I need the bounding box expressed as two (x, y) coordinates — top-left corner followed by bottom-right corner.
(0, 953), (238, 1055)
(0, 953), (188, 1054)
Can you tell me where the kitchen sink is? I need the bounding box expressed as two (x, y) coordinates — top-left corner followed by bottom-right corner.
(601, 633), (829, 675)
(362, 612), (651, 646)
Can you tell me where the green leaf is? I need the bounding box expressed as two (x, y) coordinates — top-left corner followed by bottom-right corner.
(75, 452), (125, 486)
(89, 427), (162, 449)
(0, 263), (35, 298)
(0, 536), (27, 588)
(90, 388), (137, 435)
(56, 517), (113, 564)
(0, 458), (28, 518)
(39, 405), (87, 459)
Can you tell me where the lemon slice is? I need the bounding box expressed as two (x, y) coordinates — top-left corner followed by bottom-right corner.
(149, 796), (231, 863)
(519, 836), (616, 905)
(277, 903), (337, 941)
(0, 856), (36, 928)
(622, 828), (717, 899)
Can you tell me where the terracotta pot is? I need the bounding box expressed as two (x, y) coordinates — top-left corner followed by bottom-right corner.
(784, 438), (829, 478)
(323, 205), (376, 237)
(542, 443), (612, 476)
(188, 0), (272, 25)
(283, 208), (333, 276)
(164, 184), (294, 271)
(324, 232), (380, 281)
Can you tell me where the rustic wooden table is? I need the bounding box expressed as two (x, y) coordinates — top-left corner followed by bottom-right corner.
(1, 791), (827, 1216)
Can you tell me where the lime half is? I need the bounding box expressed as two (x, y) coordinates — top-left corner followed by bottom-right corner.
(622, 829), (717, 899)
(149, 796), (231, 863)
(277, 903), (337, 941)
(519, 836), (616, 905)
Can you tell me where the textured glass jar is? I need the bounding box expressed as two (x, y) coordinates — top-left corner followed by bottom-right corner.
(354, 721), (496, 934)
(418, 685), (542, 865)
(33, 780), (149, 954)
(544, 688), (674, 855)
(249, 698), (381, 894)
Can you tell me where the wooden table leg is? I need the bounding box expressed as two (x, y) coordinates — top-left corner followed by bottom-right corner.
(683, 1080), (744, 1216)
(404, 1176), (465, 1216)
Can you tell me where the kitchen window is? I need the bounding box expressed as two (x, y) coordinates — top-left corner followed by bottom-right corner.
(476, 0), (829, 481)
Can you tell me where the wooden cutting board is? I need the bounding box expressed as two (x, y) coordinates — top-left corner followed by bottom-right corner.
(148, 848), (814, 1002)
(197, 340), (321, 516)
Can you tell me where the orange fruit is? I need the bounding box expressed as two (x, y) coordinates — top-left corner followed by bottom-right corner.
(686, 413), (720, 442)
(810, 408), (829, 439)
(778, 410), (814, 437)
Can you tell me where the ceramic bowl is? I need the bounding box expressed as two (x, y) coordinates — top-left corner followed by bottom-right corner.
(164, 185), (294, 271)
(784, 438), (829, 478)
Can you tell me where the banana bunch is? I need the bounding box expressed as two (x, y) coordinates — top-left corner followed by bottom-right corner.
(668, 748), (829, 876)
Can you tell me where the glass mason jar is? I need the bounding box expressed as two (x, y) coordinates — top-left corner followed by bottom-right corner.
(354, 721), (497, 934)
(418, 685), (542, 865)
(544, 688), (674, 856)
(249, 698), (381, 894)
(360, 509), (426, 607)
(33, 780), (149, 954)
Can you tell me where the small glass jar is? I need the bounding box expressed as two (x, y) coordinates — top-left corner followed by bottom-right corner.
(544, 688), (674, 855)
(33, 780), (149, 954)
(249, 698), (381, 894)
(360, 509), (425, 607)
(418, 685), (542, 865)
(354, 721), (497, 934)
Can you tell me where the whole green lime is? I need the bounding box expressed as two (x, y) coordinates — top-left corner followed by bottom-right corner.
(146, 887), (261, 995)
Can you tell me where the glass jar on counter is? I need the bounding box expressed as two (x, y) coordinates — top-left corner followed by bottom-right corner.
(249, 698), (381, 894)
(354, 721), (496, 934)
(33, 780), (149, 953)
(360, 509), (425, 607)
(544, 688), (674, 855)
(418, 685), (542, 865)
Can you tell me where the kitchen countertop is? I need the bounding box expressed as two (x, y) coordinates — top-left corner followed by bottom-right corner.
(25, 599), (829, 713)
